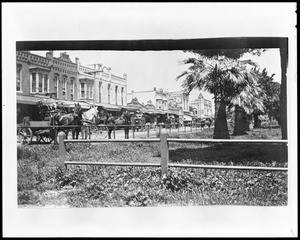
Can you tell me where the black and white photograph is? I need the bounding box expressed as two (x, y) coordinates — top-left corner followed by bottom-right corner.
(3, 2), (297, 238)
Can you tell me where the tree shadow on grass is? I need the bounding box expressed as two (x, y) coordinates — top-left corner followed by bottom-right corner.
(169, 143), (287, 166)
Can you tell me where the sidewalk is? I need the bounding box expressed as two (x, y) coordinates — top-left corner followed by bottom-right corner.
(89, 125), (209, 140)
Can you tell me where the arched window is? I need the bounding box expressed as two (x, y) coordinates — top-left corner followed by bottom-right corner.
(38, 73), (43, 93)
(86, 84), (90, 99)
(53, 74), (59, 98)
(80, 82), (85, 98)
(16, 64), (22, 92)
(115, 86), (118, 105)
(90, 85), (93, 99)
(43, 74), (49, 93)
(31, 72), (37, 93)
(121, 87), (124, 106)
(108, 84), (111, 104)
(99, 82), (102, 103)
(62, 75), (67, 99)
(70, 77), (75, 100)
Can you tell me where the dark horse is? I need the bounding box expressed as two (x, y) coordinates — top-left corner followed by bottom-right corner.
(115, 110), (131, 139)
(72, 103), (83, 139)
(50, 103), (83, 139)
(123, 110), (131, 139)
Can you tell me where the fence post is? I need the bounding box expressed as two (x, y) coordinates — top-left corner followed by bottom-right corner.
(147, 125), (150, 138)
(58, 131), (67, 165)
(113, 126), (116, 139)
(132, 125), (135, 139)
(160, 129), (169, 175)
(88, 126), (91, 139)
(54, 127), (58, 145)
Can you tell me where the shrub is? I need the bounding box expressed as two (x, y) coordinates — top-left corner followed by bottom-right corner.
(18, 190), (41, 205)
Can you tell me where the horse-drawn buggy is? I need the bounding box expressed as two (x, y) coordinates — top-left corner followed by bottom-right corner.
(17, 100), (57, 144)
(17, 99), (109, 144)
(17, 118), (56, 144)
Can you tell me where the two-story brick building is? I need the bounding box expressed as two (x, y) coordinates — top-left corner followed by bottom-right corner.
(16, 51), (128, 123)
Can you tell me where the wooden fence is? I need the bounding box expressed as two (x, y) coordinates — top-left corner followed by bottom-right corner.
(58, 130), (288, 175)
(17, 122), (211, 144)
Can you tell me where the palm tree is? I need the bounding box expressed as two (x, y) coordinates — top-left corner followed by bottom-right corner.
(230, 83), (265, 135)
(177, 56), (258, 139)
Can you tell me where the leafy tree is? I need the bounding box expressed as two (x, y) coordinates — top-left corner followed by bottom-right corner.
(182, 48), (267, 134)
(177, 56), (258, 139)
(184, 48), (266, 60)
(253, 68), (281, 128)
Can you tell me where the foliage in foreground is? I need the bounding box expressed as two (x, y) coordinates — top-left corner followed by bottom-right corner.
(17, 128), (287, 207)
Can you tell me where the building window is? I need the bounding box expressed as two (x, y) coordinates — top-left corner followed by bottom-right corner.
(70, 78), (74, 100)
(121, 87), (124, 105)
(80, 82), (85, 98)
(16, 64), (22, 92)
(87, 84), (90, 99)
(53, 74), (58, 98)
(90, 85), (93, 99)
(108, 84), (111, 104)
(62, 76), (67, 99)
(99, 82), (102, 103)
(115, 86), (118, 105)
(31, 73), (37, 92)
(38, 73), (43, 93)
(43, 74), (48, 93)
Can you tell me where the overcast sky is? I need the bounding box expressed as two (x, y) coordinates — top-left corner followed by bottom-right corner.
(31, 48), (281, 103)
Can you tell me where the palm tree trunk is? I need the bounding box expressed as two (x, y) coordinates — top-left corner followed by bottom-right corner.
(253, 113), (261, 128)
(244, 114), (251, 131)
(233, 105), (248, 135)
(213, 99), (230, 139)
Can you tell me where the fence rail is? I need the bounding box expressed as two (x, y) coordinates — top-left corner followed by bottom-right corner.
(167, 139), (288, 144)
(18, 122), (213, 144)
(58, 130), (288, 175)
(64, 139), (160, 143)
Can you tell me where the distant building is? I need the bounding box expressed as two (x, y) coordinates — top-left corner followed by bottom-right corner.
(189, 93), (213, 119)
(127, 88), (190, 124)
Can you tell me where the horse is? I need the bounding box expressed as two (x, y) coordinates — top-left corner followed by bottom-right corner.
(71, 103), (83, 139)
(115, 110), (131, 139)
(50, 108), (79, 139)
(81, 106), (99, 139)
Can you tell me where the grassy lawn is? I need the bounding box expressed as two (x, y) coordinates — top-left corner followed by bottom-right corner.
(17, 128), (287, 207)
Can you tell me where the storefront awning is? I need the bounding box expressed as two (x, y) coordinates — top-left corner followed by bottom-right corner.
(123, 105), (140, 112)
(17, 95), (43, 105)
(77, 101), (93, 109)
(98, 103), (122, 111)
(183, 115), (193, 121)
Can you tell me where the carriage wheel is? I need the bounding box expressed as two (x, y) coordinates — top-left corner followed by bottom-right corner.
(88, 124), (103, 139)
(17, 127), (33, 145)
(40, 135), (54, 143)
